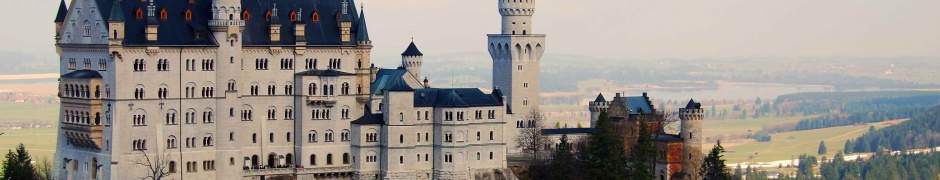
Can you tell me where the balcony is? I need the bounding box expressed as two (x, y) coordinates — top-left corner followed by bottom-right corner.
(243, 167), (294, 177)
(296, 164), (355, 175)
(306, 95), (337, 107)
(61, 123), (104, 149)
(208, 20), (244, 27)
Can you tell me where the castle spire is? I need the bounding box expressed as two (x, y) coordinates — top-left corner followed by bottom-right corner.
(356, 4), (370, 42)
(54, 0), (68, 23)
(108, 0), (124, 22)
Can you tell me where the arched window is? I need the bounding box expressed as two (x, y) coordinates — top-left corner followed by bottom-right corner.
(490, 131), (494, 140)
(160, 8), (168, 20)
(342, 153), (349, 164)
(326, 154), (333, 165)
(399, 134), (404, 144)
(310, 154), (317, 165)
(242, 10), (250, 21)
(184, 9), (193, 21)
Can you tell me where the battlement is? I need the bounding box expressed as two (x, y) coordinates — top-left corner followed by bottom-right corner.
(499, 0), (536, 13)
(678, 109), (705, 120)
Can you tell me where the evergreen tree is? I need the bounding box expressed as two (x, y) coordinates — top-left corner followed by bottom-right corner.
(701, 140), (732, 180)
(629, 117), (655, 180)
(584, 111), (629, 180)
(755, 97), (762, 105)
(548, 134), (579, 180)
(2, 144), (37, 180)
(732, 164), (743, 180)
(818, 141), (827, 155)
(844, 140), (853, 154)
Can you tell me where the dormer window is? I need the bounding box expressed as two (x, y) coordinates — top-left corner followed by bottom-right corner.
(242, 10), (250, 21)
(189, 0), (195, 4)
(160, 9), (168, 21)
(265, 10), (272, 21)
(135, 8), (144, 20)
(312, 11), (319, 22)
(289, 11), (297, 21)
(184, 9), (193, 21)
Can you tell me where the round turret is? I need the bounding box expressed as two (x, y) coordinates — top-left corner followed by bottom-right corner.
(401, 41), (423, 78)
(680, 99), (704, 179)
(498, 0), (536, 35)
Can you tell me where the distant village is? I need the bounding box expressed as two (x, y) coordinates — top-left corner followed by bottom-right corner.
(0, 91), (58, 130)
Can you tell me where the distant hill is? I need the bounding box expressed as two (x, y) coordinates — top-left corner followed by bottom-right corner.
(0, 51), (57, 75)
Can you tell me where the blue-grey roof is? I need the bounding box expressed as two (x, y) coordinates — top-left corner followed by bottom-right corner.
(401, 41), (423, 56)
(625, 96), (653, 115)
(355, 6), (369, 42)
(55, 0), (68, 22)
(242, 0), (362, 46)
(295, 69), (355, 76)
(371, 68), (409, 95)
(96, 0), (365, 46)
(102, 0), (215, 46)
(542, 128), (595, 135)
(61, 70), (103, 79)
(108, 0), (124, 21)
(413, 88), (503, 107)
(594, 93), (606, 102)
(351, 106), (383, 125)
(386, 77), (414, 92)
(684, 99), (701, 109)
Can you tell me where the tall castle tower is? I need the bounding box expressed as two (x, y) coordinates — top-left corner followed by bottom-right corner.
(680, 99), (705, 179)
(488, 0), (546, 153)
(588, 93), (609, 128)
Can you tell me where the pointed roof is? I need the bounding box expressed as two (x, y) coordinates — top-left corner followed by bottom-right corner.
(355, 5), (370, 42)
(386, 76), (415, 92)
(401, 41), (423, 56)
(54, 0), (68, 22)
(108, 0), (124, 21)
(594, 93), (606, 102)
(684, 99), (702, 109)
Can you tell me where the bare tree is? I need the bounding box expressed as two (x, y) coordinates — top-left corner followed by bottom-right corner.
(515, 108), (551, 162)
(36, 158), (53, 180)
(133, 150), (172, 180)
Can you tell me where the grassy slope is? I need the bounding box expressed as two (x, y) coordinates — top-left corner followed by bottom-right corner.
(719, 120), (901, 163)
(0, 102), (59, 161)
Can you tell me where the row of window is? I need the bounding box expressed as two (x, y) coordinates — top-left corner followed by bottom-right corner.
(184, 59), (215, 71)
(62, 84), (102, 99)
(131, 139), (147, 150)
(306, 83), (358, 96)
(62, 110), (101, 125)
(66, 58), (107, 71)
(305, 130), (349, 143)
(516, 120), (537, 128)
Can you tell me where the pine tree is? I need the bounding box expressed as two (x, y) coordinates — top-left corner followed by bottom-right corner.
(844, 140), (853, 154)
(629, 117), (655, 180)
(818, 141), (828, 155)
(701, 140), (732, 180)
(548, 134), (579, 180)
(2, 144), (38, 180)
(584, 111), (629, 180)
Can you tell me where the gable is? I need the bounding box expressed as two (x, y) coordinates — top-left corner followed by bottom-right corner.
(60, 0), (110, 45)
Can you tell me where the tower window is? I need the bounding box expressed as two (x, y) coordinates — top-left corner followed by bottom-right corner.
(312, 11), (320, 22)
(265, 10), (272, 21)
(135, 8), (144, 19)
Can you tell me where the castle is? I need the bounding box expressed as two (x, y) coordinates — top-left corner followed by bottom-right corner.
(51, 0), (544, 179)
(543, 93), (704, 180)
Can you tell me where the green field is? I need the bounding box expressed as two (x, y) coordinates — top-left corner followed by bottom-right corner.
(719, 120), (900, 163)
(0, 101), (59, 161)
(0, 101), (58, 122)
(703, 116), (811, 140)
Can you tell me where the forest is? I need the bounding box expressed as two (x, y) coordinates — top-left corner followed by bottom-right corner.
(846, 105), (940, 153)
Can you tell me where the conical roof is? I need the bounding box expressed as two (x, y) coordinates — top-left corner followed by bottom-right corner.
(684, 99), (701, 109)
(54, 0), (68, 22)
(401, 41), (423, 56)
(108, 0), (124, 21)
(594, 93), (606, 102)
(356, 6), (370, 42)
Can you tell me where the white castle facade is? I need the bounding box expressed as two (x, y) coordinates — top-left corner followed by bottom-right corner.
(51, 0), (544, 179)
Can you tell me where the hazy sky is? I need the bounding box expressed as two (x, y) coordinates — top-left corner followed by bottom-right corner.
(5, 0), (939, 63)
